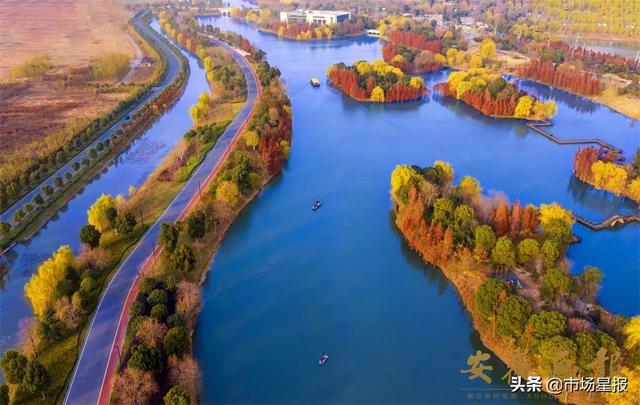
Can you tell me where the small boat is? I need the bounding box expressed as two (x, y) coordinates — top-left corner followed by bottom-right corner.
(310, 77), (320, 87)
(312, 200), (322, 211)
(319, 352), (329, 365)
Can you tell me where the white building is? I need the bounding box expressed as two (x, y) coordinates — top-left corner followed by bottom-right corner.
(279, 10), (351, 25)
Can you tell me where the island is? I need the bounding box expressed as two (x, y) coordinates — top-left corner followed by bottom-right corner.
(327, 60), (428, 103)
(390, 161), (636, 403)
(435, 68), (557, 120)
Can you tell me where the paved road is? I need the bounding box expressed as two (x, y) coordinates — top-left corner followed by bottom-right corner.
(0, 13), (182, 225)
(64, 36), (259, 405)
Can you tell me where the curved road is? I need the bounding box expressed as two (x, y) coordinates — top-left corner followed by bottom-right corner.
(0, 13), (182, 225)
(64, 36), (260, 405)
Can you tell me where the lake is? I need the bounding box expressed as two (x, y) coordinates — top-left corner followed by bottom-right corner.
(194, 16), (639, 403)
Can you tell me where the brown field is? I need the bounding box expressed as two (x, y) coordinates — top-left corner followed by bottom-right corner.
(0, 0), (134, 76)
(0, 0), (162, 186)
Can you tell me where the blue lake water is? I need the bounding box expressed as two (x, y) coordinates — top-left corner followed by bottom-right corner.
(195, 16), (639, 403)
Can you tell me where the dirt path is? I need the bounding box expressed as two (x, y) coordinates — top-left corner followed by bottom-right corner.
(119, 33), (143, 84)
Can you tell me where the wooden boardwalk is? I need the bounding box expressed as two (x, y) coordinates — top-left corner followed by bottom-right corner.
(574, 213), (640, 230)
(526, 120), (622, 154)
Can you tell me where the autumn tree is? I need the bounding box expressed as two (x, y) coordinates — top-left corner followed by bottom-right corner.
(168, 355), (201, 403)
(479, 38), (496, 59)
(135, 317), (168, 348)
(87, 194), (118, 233)
(113, 368), (158, 405)
(115, 212), (137, 235)
(24, 245), (75, 318)
(176, 281), (201, 331)
(215, 180), (240, 207)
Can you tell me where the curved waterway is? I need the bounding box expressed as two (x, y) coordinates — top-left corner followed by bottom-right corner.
(196, 16), (639, 403)
(0, 20), (207, 354)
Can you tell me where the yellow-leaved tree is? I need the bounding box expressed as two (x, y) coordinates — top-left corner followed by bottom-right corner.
(216, 181), (240, 207)
(623, 316), (640, 351)
(24, 245), (75, 318)
(625, 177), (640, 201)
(514, 96), (534, 118)
(469, 54), (483, 68)
(591, 161), (627, 195)
(244, 130), (259, 150)
(479, 38), (496, 59)
(539, 203), (574, 228)
(370, 86), (385, 102)
(87, 194), (118, 232)
(409, 76), (424, 89)
(390, 165), (422, 203)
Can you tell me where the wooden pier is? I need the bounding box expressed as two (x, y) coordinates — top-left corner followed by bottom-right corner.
(526, 120), (622, 154)
(573, 213), (640, 230)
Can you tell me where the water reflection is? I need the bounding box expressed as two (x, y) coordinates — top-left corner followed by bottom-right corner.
(567, 175), (638, 216)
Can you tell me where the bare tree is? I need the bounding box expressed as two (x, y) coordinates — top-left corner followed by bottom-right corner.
(54, 297), (84, 330)
(168, 355), (201, 403)
(135, 317), (168, 348)
(176, 281), (201, 331)
(19, 318), (42, 359)
(113, 368), (158, 405)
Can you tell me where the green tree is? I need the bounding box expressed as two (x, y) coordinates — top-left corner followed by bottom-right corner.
(164, 385), (191, 405)
(164, 326), (190, 358)
(539, 336), (577, 377)
(491, 236), (516, 269)
(474, 225), (496, 259)
(526, 310), (566, 342)
(159, 222), (180, 253)
(574, 332), (598, 373)
(576, 266), (603, 301)
(115, 212), (137, 235)
(0, 222), (10, 238)
(185, 210), (206, 240)
(433, 198), (455, 226)
(475, 279), (509, 321)
(22, 360), (50, 397)
(147, 289), (168, 307)
(150, 304), (168, 321)
(542, 268), (572, 299)
(128, 344), (163, 374)
(0, 384), (8, 405)
(541, 239), (560, 268)
(171, 245), (196, 273)
(79, 224), (101, 248)
(517, 238), (539, 265)
(496, 295), (532, 338)
(1, 350), (28, 384)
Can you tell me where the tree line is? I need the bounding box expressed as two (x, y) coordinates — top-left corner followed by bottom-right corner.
(327, 60), (428, 103)
(516, 59), (603, 96)
(111, 26), (293, 403)
(390, 161), (640, 401)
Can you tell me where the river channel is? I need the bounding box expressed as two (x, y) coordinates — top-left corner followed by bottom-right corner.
(194, 15), (639, 403)
(0, 20), (208, 355)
